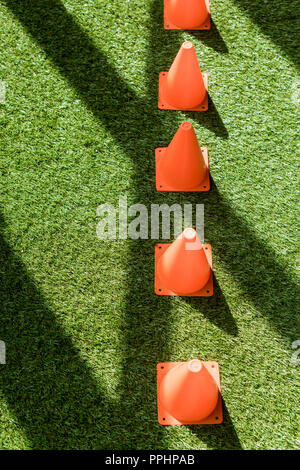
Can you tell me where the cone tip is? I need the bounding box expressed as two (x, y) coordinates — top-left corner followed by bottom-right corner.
(188, 359), (202, 373)
(182, 41), (193, 50)
(183, 228), (197, 241)
(181, 121), (193, 131)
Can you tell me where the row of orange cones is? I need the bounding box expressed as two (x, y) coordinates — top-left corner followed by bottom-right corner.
(154, 2), (222, 426)
(155, 228), (219, 425)
(156, 7), (211, 190)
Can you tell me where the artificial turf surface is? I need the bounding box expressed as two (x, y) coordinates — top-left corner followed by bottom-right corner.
(0, 0), (299, 450)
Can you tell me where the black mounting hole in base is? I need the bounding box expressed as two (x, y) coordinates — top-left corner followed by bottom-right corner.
(206, 290), (210, 294)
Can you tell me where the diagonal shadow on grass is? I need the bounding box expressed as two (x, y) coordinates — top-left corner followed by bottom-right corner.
(0, 213), (120, 449)
(1, 0), (227, 142)
(233, 0), (300, 69)
(210, 186), (300, 342)
(2, 0), (298, 451)
(185, 180), (300, 343)
(3, 0), (298, 450)
(1, 0), (234, 450)
(189, 19), (229, 54)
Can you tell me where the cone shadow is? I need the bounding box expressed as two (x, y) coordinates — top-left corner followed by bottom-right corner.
(183, 96), (229, 139)
(183, 275), (239, 337)
(188, 400), (243, 450)
(189, 19), (228, 54)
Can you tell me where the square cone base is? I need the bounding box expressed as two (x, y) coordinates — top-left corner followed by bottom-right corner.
(158, 73), (208, 111)
(155, 146), (210, 192)
(157, 361), (223, 425)
(155, 243), (213, 296)
(164, 0), (211, 30)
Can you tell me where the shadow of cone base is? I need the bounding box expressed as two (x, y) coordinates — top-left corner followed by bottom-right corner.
(164, 0), (211, 30)
(155, 146), (210, 192)
(155, 243), (213, 296)
(157, 361), (223, 425)
(158, 72), (208, 111)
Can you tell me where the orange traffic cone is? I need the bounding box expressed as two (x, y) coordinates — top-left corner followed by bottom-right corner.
(158, 41), (208, 111)
(155, 228), (213, 296)
(164, 0), (211, 30)
(155, 121), (210, 192)
(157, 359), (223, 425)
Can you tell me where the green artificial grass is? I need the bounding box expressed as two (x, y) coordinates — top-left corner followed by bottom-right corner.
(0, 0), (299, 450)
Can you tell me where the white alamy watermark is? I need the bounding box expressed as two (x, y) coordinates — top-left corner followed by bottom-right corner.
(96, 196), (204, 241)
(0, 81), (6, 104)
(0, 341), (6, 364)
